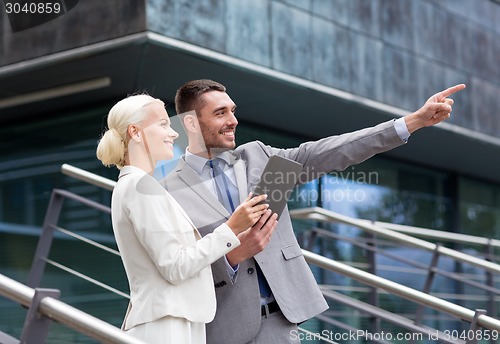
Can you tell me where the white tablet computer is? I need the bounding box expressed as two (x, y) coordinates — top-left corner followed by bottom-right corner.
(251, 155), (303, 217)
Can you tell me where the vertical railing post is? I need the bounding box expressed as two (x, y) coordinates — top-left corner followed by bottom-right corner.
(366, 230), (380, 335)
(484, 240), (496, 344)
(27, 190), (65, 288)
(19, 288), (61, 344)
(305, 229), (318, 252)
(465, 309), (487, 344)
(414, 245), (441, 326)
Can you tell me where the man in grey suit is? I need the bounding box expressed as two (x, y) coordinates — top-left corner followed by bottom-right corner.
(164, 79), (466, 343)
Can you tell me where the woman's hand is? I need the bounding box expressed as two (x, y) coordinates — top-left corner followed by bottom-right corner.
(226, 209), (278, 266)
(226, 193), (269, 234)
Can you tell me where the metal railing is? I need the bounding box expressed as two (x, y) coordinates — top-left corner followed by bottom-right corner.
(3, 164), (500, 343)
(0, 273), (145, 344)
(360, 219), (500, 250)
(303, 250), (500, 331)
(61, 163), (116, 191)
(57, 165), (500, 340)
(291, 207), (500, 331)
(0, 165), (140, 343)
(290, 207), (500, 275)
(301, 230), (499, 321)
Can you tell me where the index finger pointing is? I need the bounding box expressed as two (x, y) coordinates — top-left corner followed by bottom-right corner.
(439, 84), (466, 98)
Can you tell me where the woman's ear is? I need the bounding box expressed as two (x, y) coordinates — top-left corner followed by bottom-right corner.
(128, 125), (141, 142)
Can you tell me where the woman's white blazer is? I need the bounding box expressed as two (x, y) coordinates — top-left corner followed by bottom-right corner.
(111, 166), (240, 330)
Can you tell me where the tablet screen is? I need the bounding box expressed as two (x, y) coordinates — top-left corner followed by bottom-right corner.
(252, 155), (303, 217)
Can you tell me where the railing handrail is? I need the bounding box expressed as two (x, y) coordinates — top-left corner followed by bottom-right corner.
(305, 226), (500, 298)
(0, 273), (145, 344)
(302, 249), (500, 332)
(359, 219), (500, 248)
(290, 207), (500, 275)
(61, 164), (116, 191)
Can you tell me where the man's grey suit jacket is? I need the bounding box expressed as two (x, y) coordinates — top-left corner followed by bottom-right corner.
(164, 120), (405, 344)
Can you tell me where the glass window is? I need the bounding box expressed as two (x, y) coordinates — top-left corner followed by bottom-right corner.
(459, 177), (500, 239)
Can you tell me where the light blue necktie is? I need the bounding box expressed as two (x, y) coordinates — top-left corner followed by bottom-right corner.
(208, 158), (272, 298)
(209, 158), (238, 213)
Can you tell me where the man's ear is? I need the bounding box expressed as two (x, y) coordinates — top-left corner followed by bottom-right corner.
(128, 125), (141, 142)
(182, 113), (199, 133)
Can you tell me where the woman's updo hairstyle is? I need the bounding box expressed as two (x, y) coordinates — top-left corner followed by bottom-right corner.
(96, 94), (164, 169)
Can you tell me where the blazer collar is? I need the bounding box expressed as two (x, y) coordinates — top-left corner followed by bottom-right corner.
(118, 165), (147, 179)
(177, 151), (248, 215)
(120, 166), (200, 233)
(184, 149), (237, 172)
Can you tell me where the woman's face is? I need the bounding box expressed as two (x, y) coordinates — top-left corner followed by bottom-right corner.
(140, 102), (179, 163)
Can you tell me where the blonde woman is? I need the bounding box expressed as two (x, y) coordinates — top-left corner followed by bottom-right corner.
(96, 94), (277, 344)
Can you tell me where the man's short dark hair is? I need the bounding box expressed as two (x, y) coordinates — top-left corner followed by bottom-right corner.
(175, 79), (226, 115)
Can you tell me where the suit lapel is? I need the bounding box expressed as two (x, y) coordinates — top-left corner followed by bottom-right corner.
(176, 158), (230, 217)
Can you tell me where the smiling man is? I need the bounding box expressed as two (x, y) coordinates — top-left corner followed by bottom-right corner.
(164, 79), (466, 344)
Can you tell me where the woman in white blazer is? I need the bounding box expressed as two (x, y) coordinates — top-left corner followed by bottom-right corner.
(96, 94), (277, 344)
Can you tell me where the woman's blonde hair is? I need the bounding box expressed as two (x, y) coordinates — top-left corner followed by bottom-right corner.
(96, 94), (164, 169)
